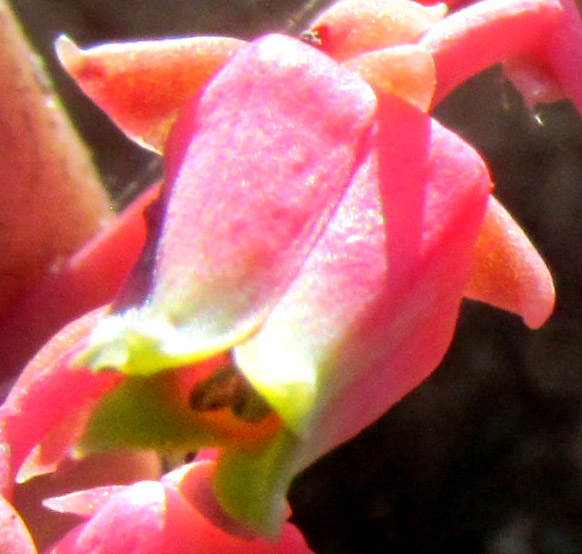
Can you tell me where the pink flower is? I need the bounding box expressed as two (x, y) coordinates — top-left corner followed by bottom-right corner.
(0, 0), (571, 549)
(41, 459), (311, 554)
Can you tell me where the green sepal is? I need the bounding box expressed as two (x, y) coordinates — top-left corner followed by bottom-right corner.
(76, 373), (217, 456)
(212, 428), (301, 539)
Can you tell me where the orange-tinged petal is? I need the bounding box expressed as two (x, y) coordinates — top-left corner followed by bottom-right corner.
(464, 196), (555, 329)
(343, 44), (436, 111)
(306, 0), (446, 61)
(56, 35), (244, 152)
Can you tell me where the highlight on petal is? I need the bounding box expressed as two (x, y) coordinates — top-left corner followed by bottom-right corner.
(43, 485), (126, 518)
(46, 468), (314, 554)
(419, 0), (563, 105)
(78, 34), (377, 377)
(56, 34), (244, 152)
(305, 0), (446, 61)
(0, 308), (121, 496)
(464, 196), (555, 329)
(502, 54), (565, 107)
(343, 44), (436, 111)
(46, 481), (167, 554)
(218, 93), (492, 536)
(0, 495), (36, 554)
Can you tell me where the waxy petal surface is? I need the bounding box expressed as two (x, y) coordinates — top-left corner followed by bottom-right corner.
(80, 34), (377, 376)
(0, 309), (121, 497)
(540, 0), (582, 114)
(221, 93), (492, 535)
(344, 44), (436, 111)
(464, 196), (554, 328)
(420, 0), (563, 105)
(47, 471), (314, 554)
(306, 0), (446, 61)
(56, 36), (244, 152)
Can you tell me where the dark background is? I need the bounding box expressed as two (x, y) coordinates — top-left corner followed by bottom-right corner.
(10, 1), (582, 552)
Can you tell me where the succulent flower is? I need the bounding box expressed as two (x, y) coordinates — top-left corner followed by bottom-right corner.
(1, 0), (577, 550)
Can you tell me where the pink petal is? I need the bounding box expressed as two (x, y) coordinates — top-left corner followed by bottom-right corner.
(540, 0), (582, 114)
(56, 36), (244, 152)
(46, 475), (313, 554)
(158, 33), (376, 352)
(163, 461), (257, 540)
(43, 485), (126, 518)
(420, 0), (563, 105)
(343, 44), (436, 112)
(0, 495), (36, 554)
(45, 481), (167, 554)
(0, 309), (121, 496)
(80, 34), (377, 374)
(225, 94), (492, 534)
(464, 196), (555, 329)
(236, 91), (492, 458)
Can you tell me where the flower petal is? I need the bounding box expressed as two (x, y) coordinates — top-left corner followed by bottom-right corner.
(46, 481), (167, 554)
(56, 35), (244, 152)
(0, 495), (36, 554)
(420, 0), (563, 105)
(343, 44), (436, 111)
(43, 485), (126, 518)
(46, 474), (313, 554)
(464, 195), (555, 329)
(223, 93), (492, 534)
(0, 309), (121, 497)
(306, 0), (446, 61)
(79, 34), (377, 376)
(540, 0), (582, 114)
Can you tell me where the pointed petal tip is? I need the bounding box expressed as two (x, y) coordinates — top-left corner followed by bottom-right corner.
(465, 197), (556, 330)
(54, 34), (83, 72)
(519, 268), (556, 330)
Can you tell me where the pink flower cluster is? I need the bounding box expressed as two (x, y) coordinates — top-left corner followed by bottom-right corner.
(1, 0), (580, 551)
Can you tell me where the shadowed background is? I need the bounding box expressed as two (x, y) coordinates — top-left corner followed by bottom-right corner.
(9, 1), (582, 552)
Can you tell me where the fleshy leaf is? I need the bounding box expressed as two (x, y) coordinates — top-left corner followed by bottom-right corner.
(464, 195), (555, 329)
(56, 35), (244, 152)
(78, 34), (377, 376)
(305, 0), (446, 61)
(224, 93), (492, 534)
